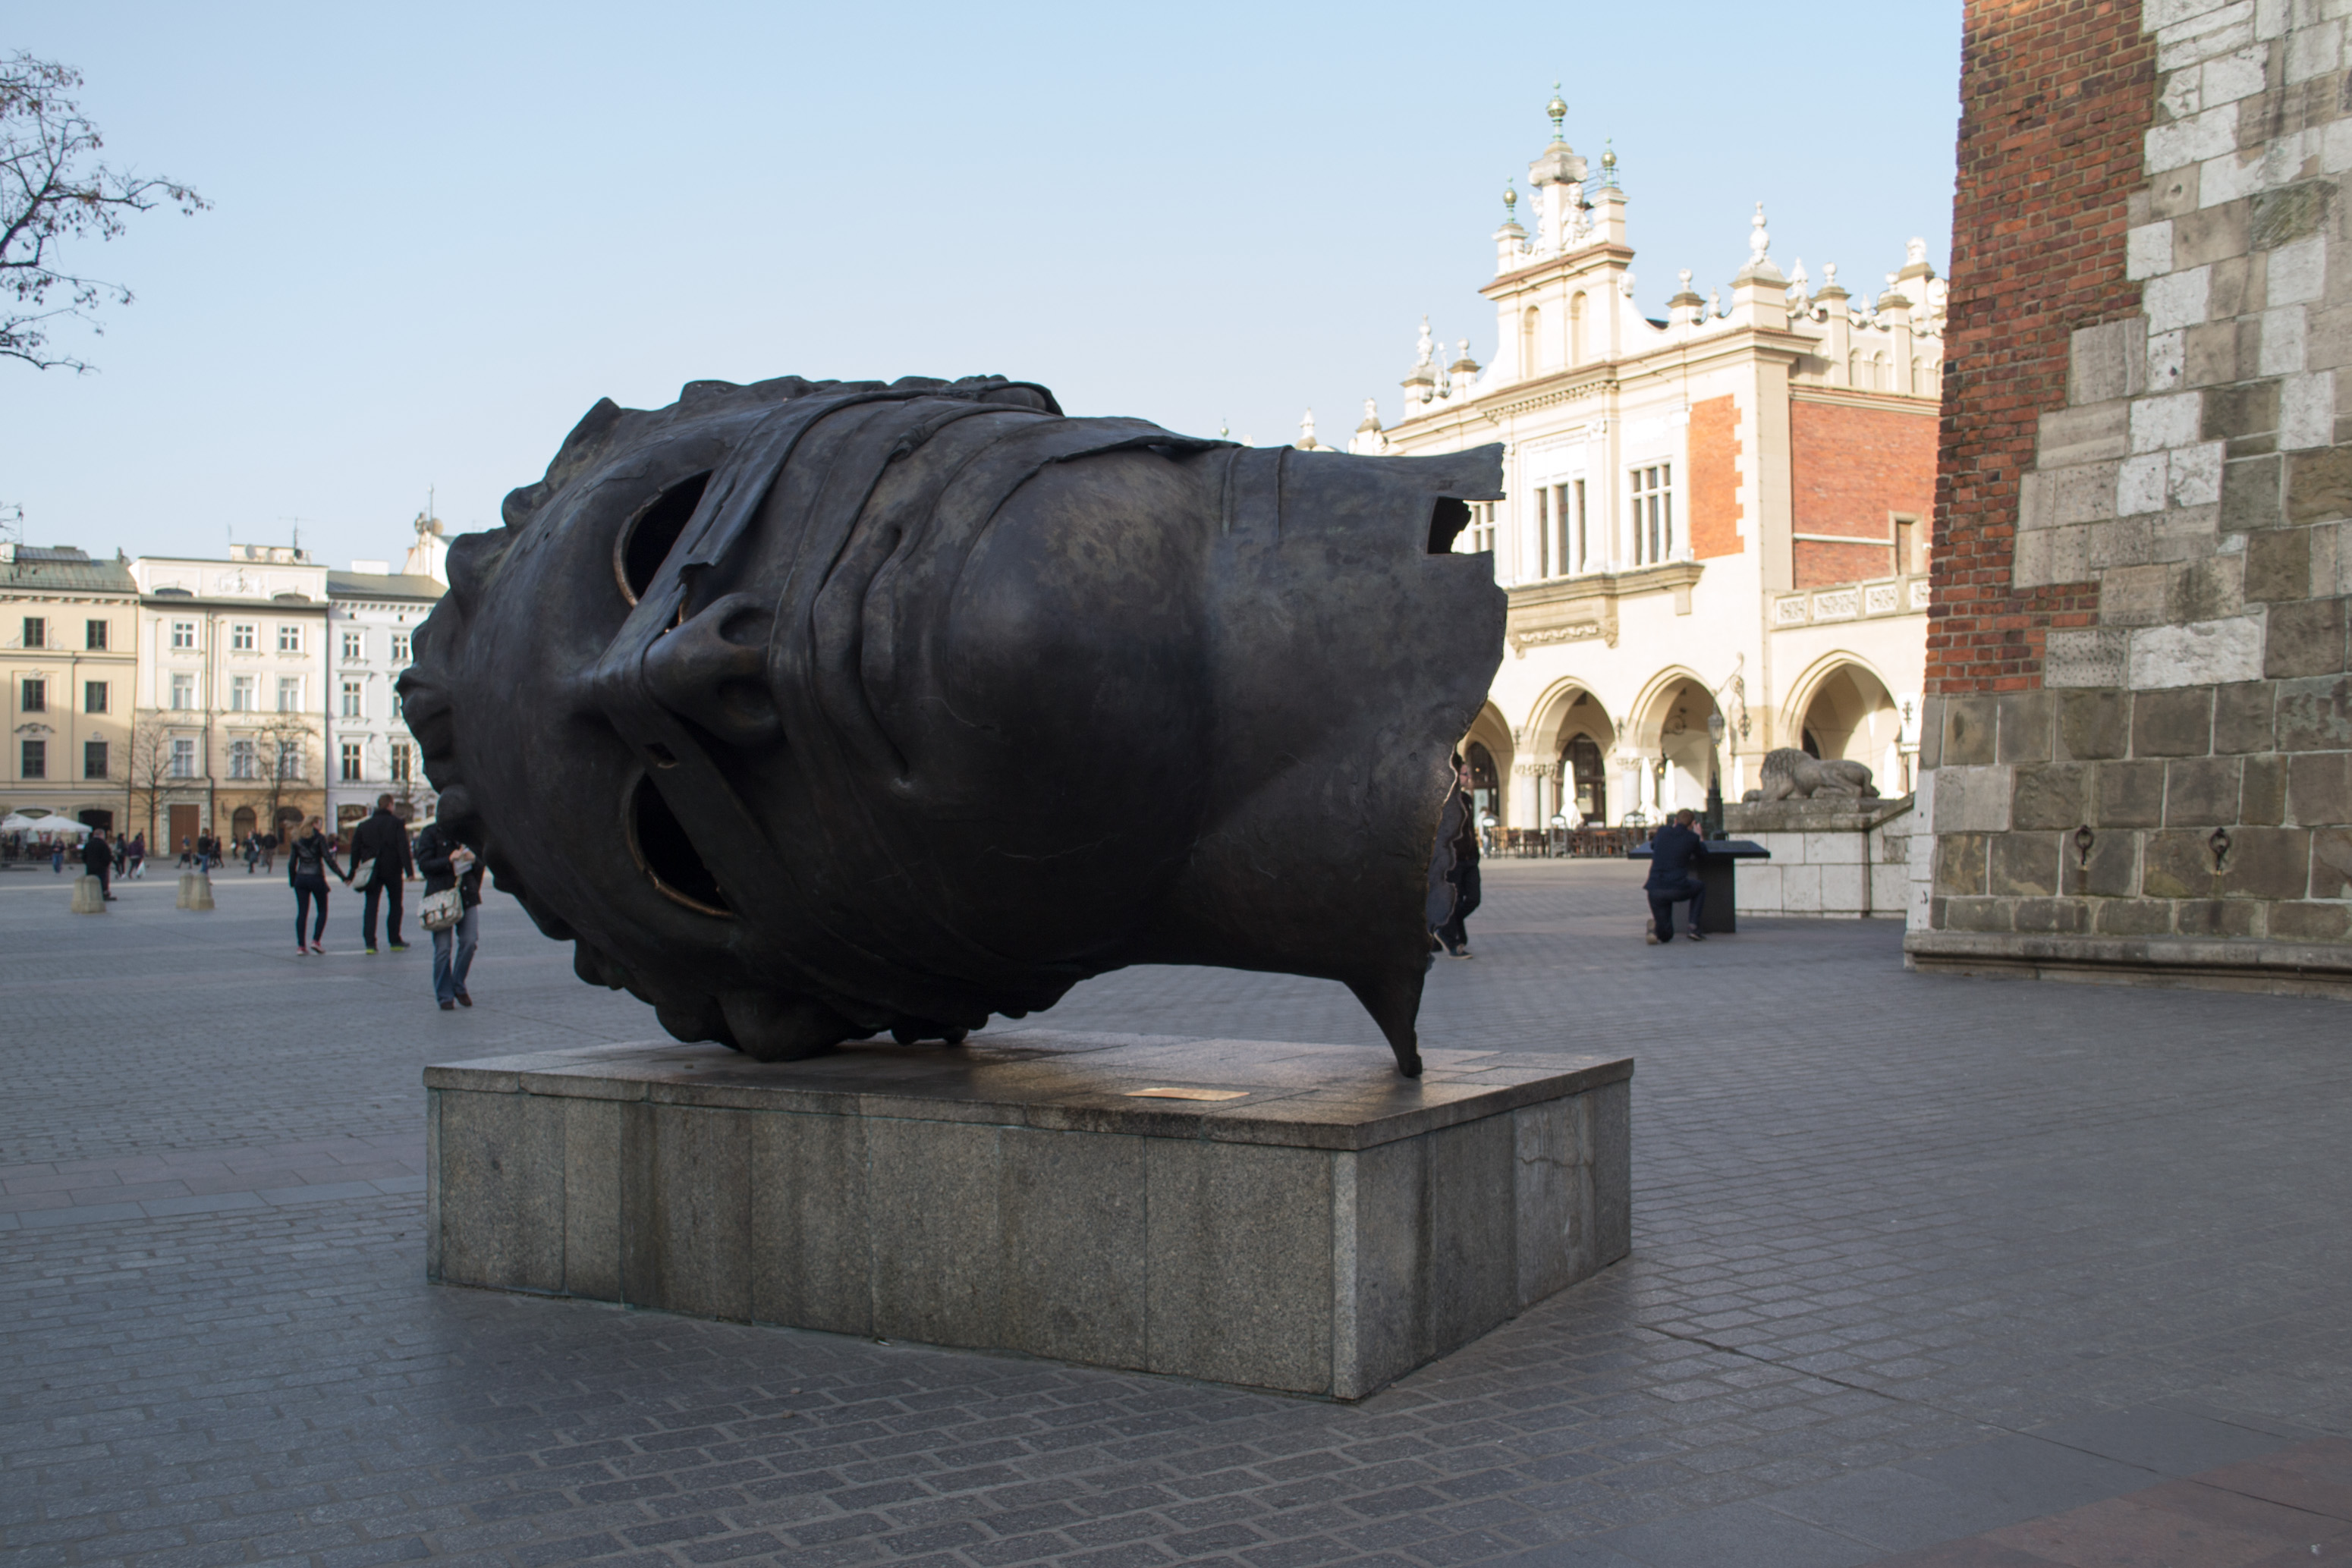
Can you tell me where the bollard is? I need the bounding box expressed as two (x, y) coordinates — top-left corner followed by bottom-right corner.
(176, 870), (193, 908)
(185, 871), (215, 912)
(71, 875), (107, 914)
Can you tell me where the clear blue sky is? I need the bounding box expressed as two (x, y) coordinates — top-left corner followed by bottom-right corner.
(8, 2), (1962, 569)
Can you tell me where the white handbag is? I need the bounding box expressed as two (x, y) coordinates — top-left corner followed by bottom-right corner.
(422, 888), (464, 931)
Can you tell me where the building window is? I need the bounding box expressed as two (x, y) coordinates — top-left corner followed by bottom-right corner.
(85, 619), (107, 651)
(277, 676), (300, 712)
(390, 631), (411, 664)
(1630, 464), (1674, 565)
(231, 675), (255, 712)
(20, 677), (44, 712)
(341, 630), (363, 661)
(277, 740), (302, 780)
(170, 620), (196, 650)
(277, 624), (301, 654)
(231, 622), (256, 652)
(228, 739), (256, 780)
(170, 672), (195, 710)
(1894, 512), (1923, 577)
(1533, 486), (1551, 577)
(340, 679), (363, 719)
(20, 738), (45, 778)
(171, 737), (197, 778)
(1572, 479), (1587, 571)
(21, 616), (44, 649)
(84, 739), (107, 779)
(84, 680), (107, 713)
(340, 740), (363, 782)
(390, 740), (414, 782)
(1461, 502), (1498, 557)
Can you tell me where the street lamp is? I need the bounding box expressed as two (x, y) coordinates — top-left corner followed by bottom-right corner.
(1704, 711), (1727, 839)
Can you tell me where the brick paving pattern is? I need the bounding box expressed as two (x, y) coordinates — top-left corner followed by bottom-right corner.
(3, 861), (2348, 1566)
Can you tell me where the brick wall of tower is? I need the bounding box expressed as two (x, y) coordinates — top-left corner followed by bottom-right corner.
(1912, 0), (2352, 979)
(1928, 0), (2155, 693)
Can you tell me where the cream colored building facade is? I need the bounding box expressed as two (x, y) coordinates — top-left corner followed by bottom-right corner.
(1339, 102), (1948, 831)
(1, 544), (140, 831)
(130, 545), (332, 850)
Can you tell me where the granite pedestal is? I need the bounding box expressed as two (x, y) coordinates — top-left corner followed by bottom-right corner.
(426, 1030), (1632, 1400)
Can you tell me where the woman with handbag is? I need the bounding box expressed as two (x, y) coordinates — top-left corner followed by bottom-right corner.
(415, 819), (485, 1010)
(288, 815), (348, 956)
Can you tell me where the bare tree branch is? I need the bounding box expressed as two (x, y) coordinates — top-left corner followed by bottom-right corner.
(2, 53), (207, 372)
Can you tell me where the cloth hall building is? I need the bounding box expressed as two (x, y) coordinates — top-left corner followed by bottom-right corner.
(1340, 102), (1945, 832)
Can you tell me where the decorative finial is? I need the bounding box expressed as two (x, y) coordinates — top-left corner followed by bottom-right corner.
(1823, 261), (1839, 290)
(1416, 315), (1434, 367)
(1749, 202), (1770, 266)
(1300, 409), (1317, 444)
(1678, 267), (1693, 290)
(1546, 83), (1567, 140)
(1503, 180), (1518, 215)
(1790, 258), (1809, 291)
(1708, 288), (1722, 319)
(1907, 237), (1927, 267)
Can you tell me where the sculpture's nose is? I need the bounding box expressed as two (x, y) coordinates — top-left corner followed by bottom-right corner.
(640, 592), (779, 747)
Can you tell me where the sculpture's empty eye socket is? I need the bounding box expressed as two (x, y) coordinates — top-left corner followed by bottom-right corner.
(624, 774), (732, 916)
(614, 473), (712, 605)
(1427, 497), (1471, 555)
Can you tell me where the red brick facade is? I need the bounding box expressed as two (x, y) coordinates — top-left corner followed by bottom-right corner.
(1927, 0), (2154, 693)
(1790, 397), (1940, 589)
(1687, 394), (1744, 559)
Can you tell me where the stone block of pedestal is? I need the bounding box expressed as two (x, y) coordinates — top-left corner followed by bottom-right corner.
(71, 875), (106, 913)
(175, 870), (215, 910)
(426, 1032), (1633, 1400)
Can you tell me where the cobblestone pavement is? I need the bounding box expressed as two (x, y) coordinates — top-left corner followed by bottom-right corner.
(4, 862), (2350, 1568)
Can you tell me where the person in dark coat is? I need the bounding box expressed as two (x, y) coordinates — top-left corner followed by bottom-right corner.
(287, 815), (348, 955)
(1434, 757), (1483, 958)
(416, 819), (485, 1009)
(1644, 808), (1708, 944)
(80, 828), (115, 900)
(347, 795), (417, 954)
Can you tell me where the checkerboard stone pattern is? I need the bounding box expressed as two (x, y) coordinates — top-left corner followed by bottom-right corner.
(4, 862), (2350, 1568)
(1914, 0), (2352, 991)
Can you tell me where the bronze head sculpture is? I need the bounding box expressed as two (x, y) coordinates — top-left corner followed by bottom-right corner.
(400, 374), (1504, 1075)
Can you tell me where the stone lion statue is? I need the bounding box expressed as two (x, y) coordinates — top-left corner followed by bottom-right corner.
(1743, 746), (1878, 803)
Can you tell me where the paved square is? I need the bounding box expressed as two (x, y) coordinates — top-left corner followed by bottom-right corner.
(3, 859), (2348, 1567)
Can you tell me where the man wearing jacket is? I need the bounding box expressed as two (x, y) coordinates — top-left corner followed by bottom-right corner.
(349, 796), (417, 954)
(1644, 809), (1709, 944)
(80, 828), (116, 900)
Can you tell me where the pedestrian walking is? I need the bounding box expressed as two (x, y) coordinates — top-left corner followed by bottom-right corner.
(1643, 808), (1709, 944)
(1433, 756), (1483, 959)
(128, 833), (145, 878)
(287, 815), (348, 956)
(244, 835), (259, 874)
(80, 828), (117, 900)
(349, 795), (416, 954)
(416, 819), (484, 1010)
(50, 841), (64, 874)
(177, 836), (193, 869)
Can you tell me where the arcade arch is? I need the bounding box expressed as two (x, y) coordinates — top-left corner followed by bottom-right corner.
(1786, 655), (1905, 793)
(1628, 670), (1722, 818)
(1460, 701), (1514, 825)
(1526, 681), (1616, 826)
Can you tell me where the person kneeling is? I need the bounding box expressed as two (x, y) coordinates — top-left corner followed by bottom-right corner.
(1644, 809), (1708, 944)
